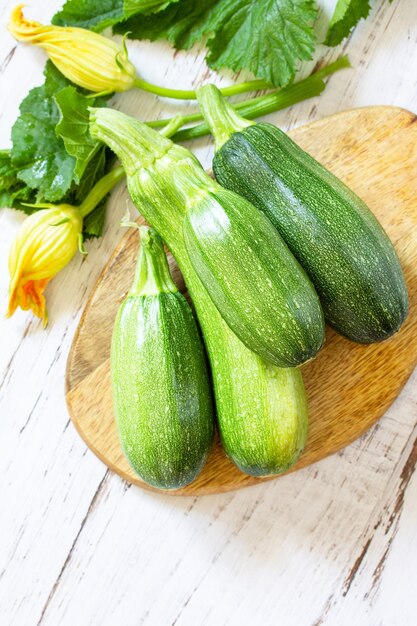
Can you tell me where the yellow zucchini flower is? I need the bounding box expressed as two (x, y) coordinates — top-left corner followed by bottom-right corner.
(8, 5), (138, 94)
(7, 205), (82, 325)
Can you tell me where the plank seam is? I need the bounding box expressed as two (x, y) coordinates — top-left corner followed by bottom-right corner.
(36, 471), (110, 626)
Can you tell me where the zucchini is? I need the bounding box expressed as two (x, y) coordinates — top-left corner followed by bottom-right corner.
(218, 360), (308, 476)
(91, 107), (309, 476)
(111, 226), (214, 489)
(90, 115), (324, 368)
(183, 185), (324, 367)
(197, 84), (409, 344)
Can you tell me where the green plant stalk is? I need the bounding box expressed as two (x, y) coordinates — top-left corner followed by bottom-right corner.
(173, 78), (324, 141)
(146, 56), (350, 142)
(79, 125), (185, 220)
(79, 165), (125, 218)
(73, 62), (348, 268)
(25, 166), (126, 221)
(90, 107), (309, 475)
(131, 226), (178, 296)
(158, 115), (185, 138)
(196, 84), (254, 150)
(133, 77), (272, 101)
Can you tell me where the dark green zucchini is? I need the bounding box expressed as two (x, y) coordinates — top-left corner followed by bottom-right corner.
(197, 84), (409, 344)
(183, 187), (324, 368)
(111, 227), (214, 490)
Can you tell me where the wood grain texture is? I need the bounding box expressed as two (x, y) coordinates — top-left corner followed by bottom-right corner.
(3, 1), (417, 623)
(66, 105), (417, 496)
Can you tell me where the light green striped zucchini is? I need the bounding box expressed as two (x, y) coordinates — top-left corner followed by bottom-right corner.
(92, 108), (309, 477)
(111, 227), (213, 489)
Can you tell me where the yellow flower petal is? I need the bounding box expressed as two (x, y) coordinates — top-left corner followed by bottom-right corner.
(7, 205), (82, 324)
(9, 5), (138, 93)
(7, 277), (49, 324)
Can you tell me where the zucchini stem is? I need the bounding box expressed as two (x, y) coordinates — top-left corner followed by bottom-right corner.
(159, 115), (185, 138)
(89, 107), (173, 176)
(78, 165), (125, 218)
(133, 77), (272, 101)
(196, 84), (254, 150)
(147, 56), (351, 142)
(131, 226), (177, 297)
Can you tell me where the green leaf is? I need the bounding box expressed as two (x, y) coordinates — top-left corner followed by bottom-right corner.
(55, 87), (109, 182)
(124, 0), (181, 18)
(52, 0), (180, 30)
(324, 0), (371, 47)
(82, 200), (107, 239)
(10, 62), (76, 203)
(0, 190), (14, 209)
(77, 147), (114, 239)
(207, 0), (318, 86)
(115, 0), (214, 49)
(0, 151), (37, 212)
(0, 187), (37, 213)
(116, 0), (317, 86)
(0, 150), (18, 191)
(74, 145), (107, 205)
(0, 142), (110, 229)
(52, 0), (125, 31)
(3, 65), (113, 234)
(73, 146), (115, 239)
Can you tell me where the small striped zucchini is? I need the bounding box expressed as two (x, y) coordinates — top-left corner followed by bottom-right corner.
(111, 226), (214, 490)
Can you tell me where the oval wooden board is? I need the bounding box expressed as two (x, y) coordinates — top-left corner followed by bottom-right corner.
(66, 106), (417, 496)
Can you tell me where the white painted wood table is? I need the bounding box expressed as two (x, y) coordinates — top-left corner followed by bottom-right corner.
(1, 1), (416, 624)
